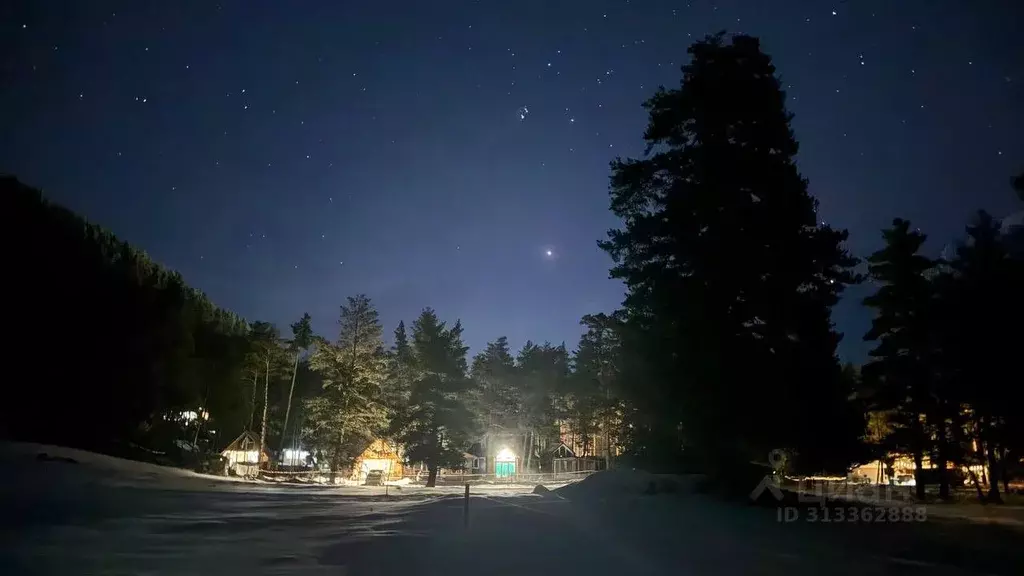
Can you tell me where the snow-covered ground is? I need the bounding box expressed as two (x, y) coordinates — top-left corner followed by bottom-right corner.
(1, 443), (1021, 575)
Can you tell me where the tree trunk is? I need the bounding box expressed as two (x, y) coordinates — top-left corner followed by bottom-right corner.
(936, 418), (950, 500)
(603, 416), (612, 470)
(280, 353), (299, 454)
(249, 369), (259, 429)
(985, 441), (1002, 504)
(968, 469), (986, 503)
(977, 436), (988, 485)
(258, 356), (270, 470)
(329, 446), (340, 484)
(604, 385), (613, 470)
(1001, 447), (1010, 496)
(426, 462), (438, 487)
(524, 429), (533, 472)
(912, 448), (926, 501)
(329, 398), (350, 484)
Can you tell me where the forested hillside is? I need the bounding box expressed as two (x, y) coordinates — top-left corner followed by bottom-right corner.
(2, 175), (256, 461)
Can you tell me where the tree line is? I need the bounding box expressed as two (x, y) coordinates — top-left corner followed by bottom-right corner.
(3, 31), (1021, 499)
(0, 178), (621, 485)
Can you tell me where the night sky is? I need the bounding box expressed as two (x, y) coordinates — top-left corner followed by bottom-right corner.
(4, 1), (1022, 361)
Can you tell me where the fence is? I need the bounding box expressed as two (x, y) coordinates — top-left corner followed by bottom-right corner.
(252, 468), (597, 485)
(786, 477), (1002, 505)
(401, 469), (596, 485)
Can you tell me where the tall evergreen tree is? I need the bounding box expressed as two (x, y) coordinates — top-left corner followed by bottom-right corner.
(862, 219), (939, 499)
(572, 313), (624, 465)
(281, 313), (314, 453)
(939, 212), (1021, 503)
(383, 321), (416, 414)
(393, 308), (478, 487)
(516, 341), (569, 471)
(305, 295), (388, 478)
(471, 336), (520, 439)
(598, 33), (858, 477)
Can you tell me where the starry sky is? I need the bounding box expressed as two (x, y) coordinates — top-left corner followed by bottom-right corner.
(3, 1), (1022, 361)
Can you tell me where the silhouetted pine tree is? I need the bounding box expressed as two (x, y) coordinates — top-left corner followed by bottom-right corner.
(939, 212), (1021, 503)
(862, 219), (939, 500)
(599, 33), (859, 477)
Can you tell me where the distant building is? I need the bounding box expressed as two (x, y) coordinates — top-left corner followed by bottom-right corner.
(549, 442), (602, 477)
(279, 447), (313, 468)
(478, 431), (524, 476)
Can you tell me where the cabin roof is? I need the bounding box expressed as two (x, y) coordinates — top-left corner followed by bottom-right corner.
(549, 442), (576, 458)
(221, 430), (263, 453)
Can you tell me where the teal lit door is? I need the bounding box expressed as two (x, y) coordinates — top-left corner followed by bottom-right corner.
(495, 461), (516, 478)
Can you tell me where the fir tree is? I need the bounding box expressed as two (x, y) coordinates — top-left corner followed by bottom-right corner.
(598, 33), (858, 476)
(862, 219), (938, 499)
(383, 321), (415, 413)
(305, 295), (388, 479)
(393, 308), (478, 487)
(940, 212), (1020, 503)
(471, 336), (520, 439)
(572, 313), (623, 464)
(516, 341), (569, 471)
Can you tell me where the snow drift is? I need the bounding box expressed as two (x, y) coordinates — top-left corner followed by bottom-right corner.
(552, 468), (701, 500)
(0, 442), (257, 492)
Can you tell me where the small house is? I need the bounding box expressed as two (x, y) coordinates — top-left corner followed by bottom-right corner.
(350, 438), (404, 483)
(494, 446), (518, 478)
(550, 442), (601, 477)
(465, 443), (486, 475)
(220, 430), (269, 477)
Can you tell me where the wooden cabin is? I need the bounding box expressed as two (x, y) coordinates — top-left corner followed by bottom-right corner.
(350, 438), (404, 483)
(550, 442), (601, 477)
(220, 430), (269, 476)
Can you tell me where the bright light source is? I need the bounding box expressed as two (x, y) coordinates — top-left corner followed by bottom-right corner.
(545, 249), (553, 257)
(496, 447), (516, 462)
